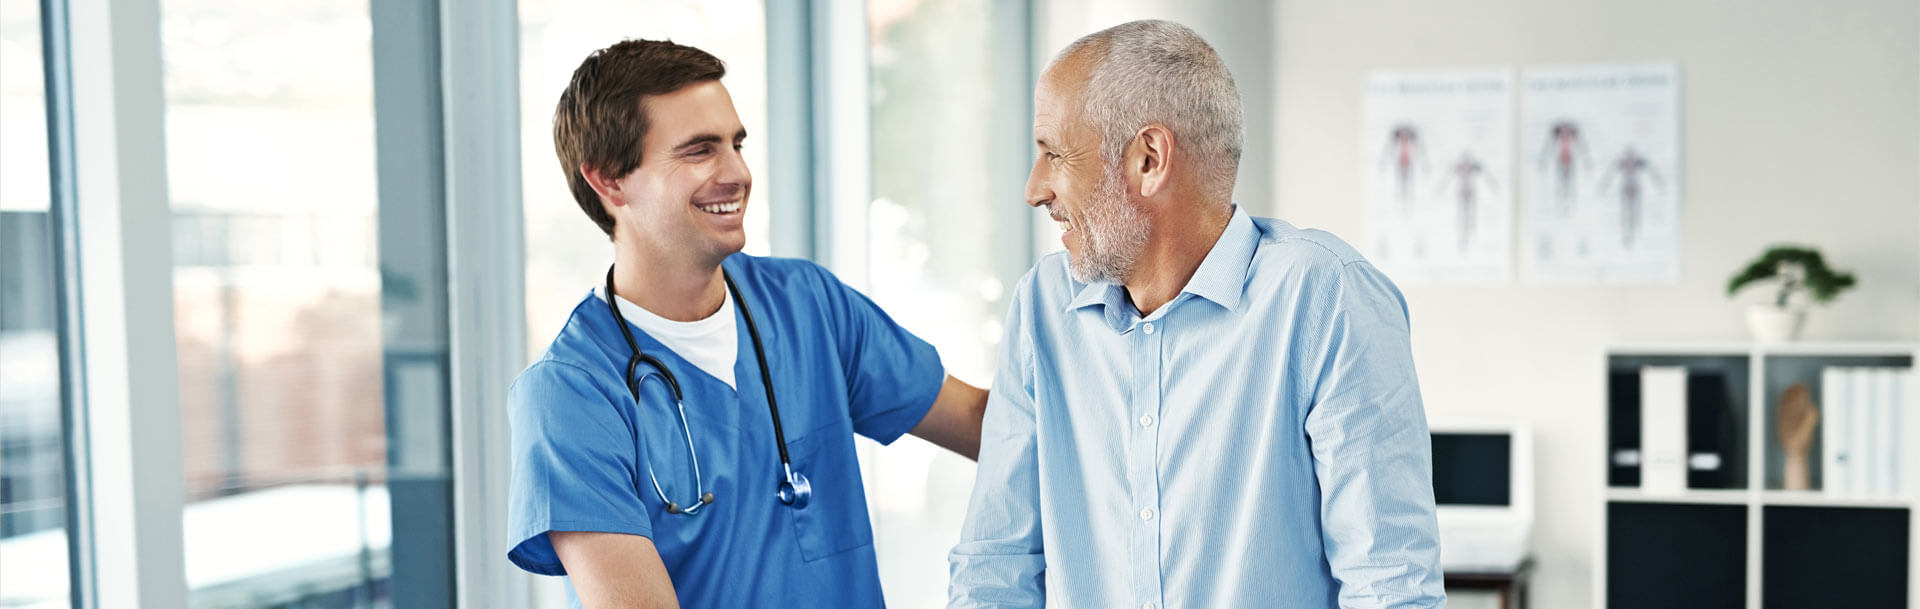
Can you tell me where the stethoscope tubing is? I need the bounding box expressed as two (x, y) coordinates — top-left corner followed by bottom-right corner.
(604, 265), (810, 515)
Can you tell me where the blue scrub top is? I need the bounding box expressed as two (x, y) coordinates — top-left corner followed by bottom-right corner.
(506, 254), (945, 608)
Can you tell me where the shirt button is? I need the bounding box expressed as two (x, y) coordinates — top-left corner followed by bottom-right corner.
(1139, 507), (1156, 521)
(1139, 414), (1155, 427)
(1144, 602), (1158, 609)
(1142, 322), (1155, 334)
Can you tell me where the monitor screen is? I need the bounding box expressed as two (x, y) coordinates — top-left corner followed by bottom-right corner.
(1431, 433), (1512, 506)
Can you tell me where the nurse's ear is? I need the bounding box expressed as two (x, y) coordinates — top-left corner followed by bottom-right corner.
(581, 162), (630, 211)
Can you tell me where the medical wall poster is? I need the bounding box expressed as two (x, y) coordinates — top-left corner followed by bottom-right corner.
(1520, 63), (1681, 283)
(1363, 69), (1514, 283)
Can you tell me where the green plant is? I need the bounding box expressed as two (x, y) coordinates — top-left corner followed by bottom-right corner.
(1726, 245), (1856, 309)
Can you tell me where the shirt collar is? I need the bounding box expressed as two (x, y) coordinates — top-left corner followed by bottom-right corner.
(1182, 205), (1259, 311)
(1064, 276), (1140, 332)
(1065, 205), (1260, 322)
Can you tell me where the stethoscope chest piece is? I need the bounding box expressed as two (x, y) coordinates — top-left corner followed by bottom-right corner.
(777, 467), (812, 509)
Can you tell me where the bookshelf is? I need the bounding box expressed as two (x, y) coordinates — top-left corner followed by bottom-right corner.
(1597, 342), (1920, 609)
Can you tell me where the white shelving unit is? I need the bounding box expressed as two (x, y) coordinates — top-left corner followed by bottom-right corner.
(1601, 488), (1919, 509)
(1595, 341), (1920, 609)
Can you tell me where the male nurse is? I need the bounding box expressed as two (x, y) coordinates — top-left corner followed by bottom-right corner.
(508, 39), (988, 608)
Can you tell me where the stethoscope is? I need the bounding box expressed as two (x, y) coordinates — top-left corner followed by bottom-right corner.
(605, 266), (811, 515)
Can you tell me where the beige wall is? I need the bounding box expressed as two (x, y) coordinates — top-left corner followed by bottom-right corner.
(1273, 1), (1920, 607)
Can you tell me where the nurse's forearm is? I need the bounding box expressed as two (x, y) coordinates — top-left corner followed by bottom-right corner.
(551, 531), (680, 609)
(909, 375), (988, 460)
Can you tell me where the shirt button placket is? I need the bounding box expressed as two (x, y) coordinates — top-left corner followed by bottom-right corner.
(1128, 318), (1165, 609)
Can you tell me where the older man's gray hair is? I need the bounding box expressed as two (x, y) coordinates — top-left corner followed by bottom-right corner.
(1057, 20), (1245, 205)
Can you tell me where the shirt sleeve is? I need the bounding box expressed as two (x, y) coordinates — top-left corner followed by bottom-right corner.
(813, 264), (946, 444)
(948, 271), (1045, 609)
(506, 360), (655, 576)
(1303, 261), (1448, 608)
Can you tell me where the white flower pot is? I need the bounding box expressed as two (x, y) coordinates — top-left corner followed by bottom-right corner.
(1746, 305), (1806, 342)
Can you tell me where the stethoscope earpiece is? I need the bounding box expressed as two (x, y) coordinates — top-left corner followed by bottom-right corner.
(664, 492), (716, 516)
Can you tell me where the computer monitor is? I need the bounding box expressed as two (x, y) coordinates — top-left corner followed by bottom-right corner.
(1429, 418), (1533, 572)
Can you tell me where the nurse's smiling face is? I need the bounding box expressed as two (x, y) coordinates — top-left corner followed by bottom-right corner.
(600, 80), (752, 267)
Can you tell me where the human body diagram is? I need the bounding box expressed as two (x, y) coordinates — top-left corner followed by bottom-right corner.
(1595, 147), (1664, 249)
(1377, 124), (1428, 209)
(1537, 120), (1589, 211)
(1433, 151), (1498, 251)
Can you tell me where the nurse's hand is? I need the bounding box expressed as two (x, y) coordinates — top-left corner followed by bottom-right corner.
(551, 531), (679, 608)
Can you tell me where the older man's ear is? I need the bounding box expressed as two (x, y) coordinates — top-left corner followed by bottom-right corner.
(1128, 124), (1176, 200)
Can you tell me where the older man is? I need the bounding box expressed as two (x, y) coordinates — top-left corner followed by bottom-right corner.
(949, 20), (1447, 609)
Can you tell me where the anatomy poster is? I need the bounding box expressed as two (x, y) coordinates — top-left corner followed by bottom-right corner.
(1363, 69), (1513, 283)
(1520, 63), (1681, 283)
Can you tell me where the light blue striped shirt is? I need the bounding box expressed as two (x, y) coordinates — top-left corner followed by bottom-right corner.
(950, 207), (1446, 609)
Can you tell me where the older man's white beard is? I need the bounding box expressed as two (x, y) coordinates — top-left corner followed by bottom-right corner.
(1068, 169), (1148, 284)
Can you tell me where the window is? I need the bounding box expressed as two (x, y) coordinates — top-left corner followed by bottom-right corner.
(863, 1), (1032, 606)
(519, 0), (769, 358)
(160, 0), (392, 605)
(0, 0), (73, 605)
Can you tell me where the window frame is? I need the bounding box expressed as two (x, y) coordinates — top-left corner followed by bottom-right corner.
(39, 0), (92, 603)
(49, 0), (190, 606)
(437, 0), (533, 606)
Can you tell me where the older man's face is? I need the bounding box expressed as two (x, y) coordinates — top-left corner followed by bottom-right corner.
(1025, 60), (1146, 283)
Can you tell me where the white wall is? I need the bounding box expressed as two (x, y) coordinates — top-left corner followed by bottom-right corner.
(1272, 1), (1920, 608)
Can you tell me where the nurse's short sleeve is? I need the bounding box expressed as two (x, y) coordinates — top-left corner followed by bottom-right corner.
(506, 360), (653, 576)
(813, 265), (945, 445)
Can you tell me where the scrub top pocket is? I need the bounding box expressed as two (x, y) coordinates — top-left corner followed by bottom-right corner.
(784, 428), (875, 562)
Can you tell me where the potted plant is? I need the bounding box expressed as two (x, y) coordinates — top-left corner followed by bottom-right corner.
(1726, 245), (1856, 342)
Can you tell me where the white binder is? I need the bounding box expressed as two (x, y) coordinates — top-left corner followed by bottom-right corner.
(1640, 366), (1689, 495)
(1821, 366), (1851, 494)
(1850, 367), (1877, 494)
